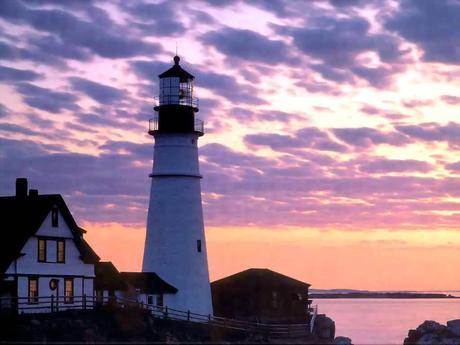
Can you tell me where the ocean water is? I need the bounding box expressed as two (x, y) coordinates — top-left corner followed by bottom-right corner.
(315, 297), (460, 345)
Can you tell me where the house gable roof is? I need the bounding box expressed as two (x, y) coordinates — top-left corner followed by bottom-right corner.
(120, 272), (178, 294)
(0, 194), (99, 274)
(211, 268), (311, 291)
(95, 261), (127, 290)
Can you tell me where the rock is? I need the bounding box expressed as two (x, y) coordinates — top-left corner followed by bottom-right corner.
(334, 336), (353, 345)
(416, 333), (440, 345)
(447, 320), (460, 337)
(441, 338), (460, 345)
(404, 329), (422, 345)
(315, 314), (336, 339)
(30, 319), (41, 327)
(416, 320), (446, 335)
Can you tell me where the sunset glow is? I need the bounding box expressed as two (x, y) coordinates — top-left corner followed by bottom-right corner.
(1, 0), (459, 291)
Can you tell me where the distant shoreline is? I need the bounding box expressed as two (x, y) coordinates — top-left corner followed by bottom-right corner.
(310, 292), (458, 299)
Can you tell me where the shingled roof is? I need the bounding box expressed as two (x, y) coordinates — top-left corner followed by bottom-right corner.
(120, 272), (178, 294)
(95, 261), (127, 291)
(0, 189), (99, 274)
(212, 268), (311, 290)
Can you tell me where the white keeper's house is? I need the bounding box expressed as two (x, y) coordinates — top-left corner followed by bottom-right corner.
(0, 178), (100, 312)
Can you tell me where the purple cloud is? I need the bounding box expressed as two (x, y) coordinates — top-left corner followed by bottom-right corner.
(202, 28), (292, 64)
(70, 77), (124, 105)
(396, 122), (460, 148)
(359, 159), (433, 174)
(15, 82), (79, 113)
(0, 65), (42, 81)
(384, 0), (460, 64)
(333, 127), (411, 148)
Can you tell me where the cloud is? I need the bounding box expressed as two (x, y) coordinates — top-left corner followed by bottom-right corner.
(384, 0), (460, 64)
(0, 65), (42, 81)
(202, 28), (292, 64)
(395, 122), (460, 148)
(245, 127), (348, 153)
(278, 15), (405, 87)
(0, 0), (158, 59)
(122, 1), (186, 36)
(359, 159), (433, 174)
(15, 82), (79, 113)
(0, 104), (10, 118)
(445, 161), (460, 172)
(441, 95), (460, 105)
(333, 127), (411, 148)
(70, 77), (124, 105)
(0, 137), (151, 225)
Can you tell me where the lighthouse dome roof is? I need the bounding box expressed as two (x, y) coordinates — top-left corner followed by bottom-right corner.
(158, 55), (194, 81)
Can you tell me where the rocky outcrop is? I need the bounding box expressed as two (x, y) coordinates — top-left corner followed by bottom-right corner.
(334, 336), (353, 345)
(404, 319), (460, 345)
(315, 314), (336, 340)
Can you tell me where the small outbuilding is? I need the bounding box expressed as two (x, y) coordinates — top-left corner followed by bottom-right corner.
(94, 261), (127, 304)
(119, 272), (178, 308)
(211, 268), (311, 323)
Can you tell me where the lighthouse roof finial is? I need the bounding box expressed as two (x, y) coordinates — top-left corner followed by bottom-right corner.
(174, 55), (180, 65)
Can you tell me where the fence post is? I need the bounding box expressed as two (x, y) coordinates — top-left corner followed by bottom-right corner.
(187, 310), (190, 321)
(208, 314), (211, 322)
(50, 295), (54, 313)
(164, 306), (168, 319)
(83, 294), (86, 310)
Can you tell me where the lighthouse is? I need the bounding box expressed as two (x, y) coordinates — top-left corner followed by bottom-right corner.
(142, 56), (213, 315)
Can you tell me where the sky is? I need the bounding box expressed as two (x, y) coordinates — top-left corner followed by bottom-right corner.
(0, 0), (459, 291)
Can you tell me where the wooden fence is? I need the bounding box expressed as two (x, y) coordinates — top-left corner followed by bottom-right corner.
(0, 295), (312, 339)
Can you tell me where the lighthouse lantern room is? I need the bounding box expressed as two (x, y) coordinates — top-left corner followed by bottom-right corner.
(142, 56), (213, 316)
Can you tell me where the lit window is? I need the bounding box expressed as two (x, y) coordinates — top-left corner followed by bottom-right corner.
(57, 239), (65, 263)
(51, 206), (58, 227)
(64, 278), (73, 303)
(197, 240), (202, 253)
(28, 277), (38, 304)
(156, 294), (164, 307)
(38, 239), (46, 262)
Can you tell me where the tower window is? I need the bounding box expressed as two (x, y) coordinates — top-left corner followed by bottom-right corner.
(28, 277), (38, 304)
(38, 238), (46, 262)
(51, 206), (58, 227)
(64, 278), (73, 303)
(197, 240), (202, 253)
(57, 239), (65, 263)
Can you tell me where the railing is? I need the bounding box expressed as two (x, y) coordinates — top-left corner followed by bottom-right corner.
(154, 95), (199, 108)
(0, 295), (98, 313)
(0, 295), (311, 339)
(148, 115), (204, 134)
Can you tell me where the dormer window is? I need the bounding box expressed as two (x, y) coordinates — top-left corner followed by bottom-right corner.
(51, 206), (58, 227)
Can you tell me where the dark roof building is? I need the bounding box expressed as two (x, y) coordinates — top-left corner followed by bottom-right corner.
(211, 268), (311, 323)
(120, 272), (178, 295)
(95, 261), (127, 292)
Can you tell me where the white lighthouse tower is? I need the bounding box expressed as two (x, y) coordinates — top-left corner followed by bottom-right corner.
(142, 56), (213, 316)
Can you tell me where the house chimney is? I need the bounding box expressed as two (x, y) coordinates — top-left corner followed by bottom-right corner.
(29, 189), (39, 198)
(16, 178), (28, 199)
